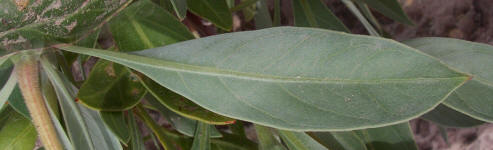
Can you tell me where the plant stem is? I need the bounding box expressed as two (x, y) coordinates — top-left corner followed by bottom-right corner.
(16, 56), (63, 150)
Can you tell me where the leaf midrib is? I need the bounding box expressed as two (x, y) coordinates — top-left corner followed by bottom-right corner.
(60, 45), (468, 84)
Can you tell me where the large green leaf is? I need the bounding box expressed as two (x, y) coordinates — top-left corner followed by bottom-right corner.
(59, 27), (468, 131)
(279, 130), (328, 150)
(355, 0), (413, 25)
(141, 76), (235, 124)
(187, 0), (233, 31)
(310, 132), (367, 150)
(0, 0), (132, 52)
(421, 104), (485, 128)
(353, 123), (418, 150)
(292, 0), (349, 32)
(404, 37), (493, 123)
(78, 60), (146, 110)
(0, 106), (37, 150)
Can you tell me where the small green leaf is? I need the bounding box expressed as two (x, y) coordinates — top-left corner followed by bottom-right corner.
(230, 0), (260, 12)
(59, 27), (469, 131)
(254, 0), (273, 29)
(255, 125), (286, 150)
(404, 37), (493, 123)
(141, 76), (235, 125)
(146, 96), (223, 138)
(0, 107), (37, 150)
(292, 0), (349, 32)
(310, 132), (367, 150)
(0, 0), (133, 52)
(78, 60), (146, 111)
(187, 0), (233, 30)
(7, 85), (30, 119)
(354, 123), (418, 150)
(100, 111), (131, 144)
(109, 0), (194, 51)
(279, 130), (328, 150)
(191, 122), (212, 150)
(356, 0), (414, 25)
(422, 104), (484, 128)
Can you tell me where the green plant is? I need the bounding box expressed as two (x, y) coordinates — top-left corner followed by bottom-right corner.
(0, 0), (491, 150)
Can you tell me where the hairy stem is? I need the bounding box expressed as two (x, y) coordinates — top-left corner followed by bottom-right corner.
(16, 56), (63, 150)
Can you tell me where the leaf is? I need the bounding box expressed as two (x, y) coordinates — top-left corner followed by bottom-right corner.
(309, 132), (367, 150)
(187, 0), (233, 31)
(292, 0), (349, 32)
(100, 111), (131, 144)
(191, 122), (212, 150)
(40, 56), (95, 150)
(353, 123), (418, 150)
(273, 0), (281, 26)
(0, 0), (133, 52)
(146, 95), (224, 137)
(141, 76), (235, 124)
(404, 37), (493, 123)
(7, 85), (30, 119)
(109, 0), (194, 51)
(58, 27), (469, 131)
(0, 107), (37, 150)
(134, 104), (192, 150)
(78, 60), (146, 110)
(254, 0), (273, 29)
(0, 60), (13, 89)
(421, 104), (484, 128)
(128, 113), (146, 150)
(79, 105), (124, 150)
(170, 0), (188, 20)
(278, 130), (328, 150)
(0, 69), (15, 110)
(255, 125), (286, 150)
(355, 0), (414, 25)
(341, 0), (379, 36)
(230, 0), (259, 12)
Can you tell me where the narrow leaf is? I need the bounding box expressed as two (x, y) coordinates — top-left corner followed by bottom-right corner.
(0, 71), (15, 110)
(310, 132), (367, 150)
(255, 125), (286, 150)
(354, 123), (418, 150)
(356, 0), (414, 25)
(255, 0), (273, 29)
(58, 27), (468, 131)
(100, 111), (131, 144)
(80, 105), (124, 150)
(187, 0), (233, 30)
(128, 113), (146, 150)
(422, 104), (484, 128)
(170, 0), (188, 20)
(404, 37), (493, 123)
(279, 130), (328, 150)
(0, 107), (37, 150)
(146, 95), (223, 137)
(292, 0), (349, 32)
(191, 122), (212, 150)
(341, 0), (380, 36)
(40, 56), (95, 150)
(230, 0), (260, 12)
(273, 0), (281, 26)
